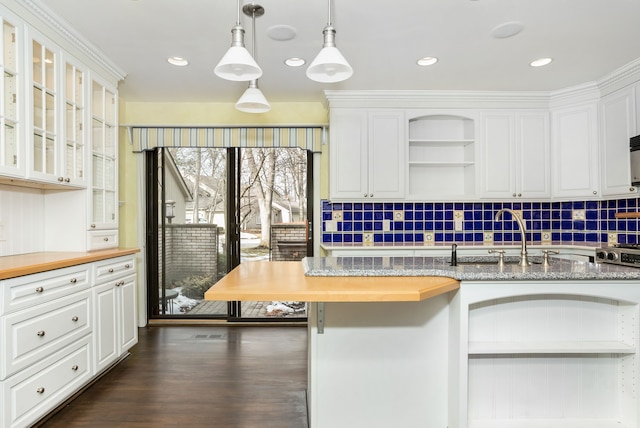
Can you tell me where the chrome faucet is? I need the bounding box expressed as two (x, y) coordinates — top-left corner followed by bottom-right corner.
(495, 208), (530, 267)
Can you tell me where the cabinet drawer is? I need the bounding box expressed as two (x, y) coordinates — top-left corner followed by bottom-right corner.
(87, 229), (118, 251)
(1, 265), (90, 315)
(1, 290), (91, 379)
(3, 337), (91, 428)
(94, 255), (136, 283)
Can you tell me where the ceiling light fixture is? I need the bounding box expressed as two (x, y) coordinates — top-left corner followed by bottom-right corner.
(530, 57), (553, 67)
(417, 57), (438, 66)
(214, 0), (262, 81)
(167, 56), (189, 66)
(285, 57), (306, 67)
(306, 0), (353, 83)
(235, 3), (270, 113)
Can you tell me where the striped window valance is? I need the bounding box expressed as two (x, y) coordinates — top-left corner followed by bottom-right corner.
(128, 126), (325, 153)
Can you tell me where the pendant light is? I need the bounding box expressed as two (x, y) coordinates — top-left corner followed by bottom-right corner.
(214, 0), (262, 81)
(235, 3), (271, 113)
(306, 0), (353, 83)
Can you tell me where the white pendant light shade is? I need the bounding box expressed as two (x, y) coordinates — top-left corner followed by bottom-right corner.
(215, 25), (263, 81)
(307, 6), (353, 84)
(235, 80), (271, 113)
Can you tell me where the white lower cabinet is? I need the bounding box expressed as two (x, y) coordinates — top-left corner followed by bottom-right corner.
(0, 254), (137, 428)
(93, 256), (137, 373)
(451, 280), (640, 428)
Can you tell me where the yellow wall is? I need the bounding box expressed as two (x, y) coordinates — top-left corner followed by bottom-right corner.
(118, 101), (329, 249)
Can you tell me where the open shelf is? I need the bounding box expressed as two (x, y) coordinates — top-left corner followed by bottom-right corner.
(469, 340), (636, 355)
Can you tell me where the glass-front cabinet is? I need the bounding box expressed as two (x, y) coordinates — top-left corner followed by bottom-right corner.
(0, 14), (21, 177)
(89, 77), (118, 234)
(63, 58), (86, 186)
(30, 33), (58, 182)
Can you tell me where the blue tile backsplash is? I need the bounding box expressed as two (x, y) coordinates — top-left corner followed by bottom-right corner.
(321, 198), (640, 245)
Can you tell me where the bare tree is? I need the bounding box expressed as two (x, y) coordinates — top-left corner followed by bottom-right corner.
(244, 148), (276, 247)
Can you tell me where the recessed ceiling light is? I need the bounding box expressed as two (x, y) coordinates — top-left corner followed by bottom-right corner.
(491, 21), (524, 39)
(417, 57), (438, 66)
(285, 57), (306, 67)
(530, 57), (553, 67)
(167, 56), (189, 66)
(267, 25), (297, 41)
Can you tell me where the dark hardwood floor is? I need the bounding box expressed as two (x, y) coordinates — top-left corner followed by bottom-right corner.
(38, 325), (308, 428)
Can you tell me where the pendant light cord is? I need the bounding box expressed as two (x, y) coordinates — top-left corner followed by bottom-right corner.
(327, 0), (332, 26)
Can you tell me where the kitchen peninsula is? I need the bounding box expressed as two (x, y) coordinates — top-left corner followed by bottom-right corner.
(205, 256), (640, 428)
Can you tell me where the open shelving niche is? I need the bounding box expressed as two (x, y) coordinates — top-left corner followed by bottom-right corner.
(407, 114), (476, 199)
(452, 281), (640, 428)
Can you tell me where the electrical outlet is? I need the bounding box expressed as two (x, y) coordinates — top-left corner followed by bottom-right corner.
(608, 233), (618, 245)
(363, 232), (373, 244)
(393, 210), (404, 221)
(483, 232), (493, 244)
(541, 231), (552, 245)
(332, 211), (343, 221)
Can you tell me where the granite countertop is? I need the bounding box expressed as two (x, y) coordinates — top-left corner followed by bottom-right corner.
(302, 256), (640, 281)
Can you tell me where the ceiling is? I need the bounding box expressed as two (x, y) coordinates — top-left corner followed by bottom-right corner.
(35, 0), (640, 104)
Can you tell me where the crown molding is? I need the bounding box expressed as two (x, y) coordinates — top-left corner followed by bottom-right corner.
(548, 82), (601, 109)
(18, 0), (127, 81)
(324, 90), (551, 110)
(597, 57), (640, 97)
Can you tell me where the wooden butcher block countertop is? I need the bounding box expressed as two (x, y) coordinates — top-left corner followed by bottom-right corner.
(204, 261), (460, 302)
(0, 248), (140, 280)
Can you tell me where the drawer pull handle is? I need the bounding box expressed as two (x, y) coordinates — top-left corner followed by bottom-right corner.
(72, 316), (79, 322)
(71, 365), (79, 371)
(70, 278), (77, 284)
(108, 268), (114, 273)
(125, 264), (130, 269)
(104, 237), (109, 242)
(37, 331), (45, 337)
(37, 387), (45, 394)
(35, 286), (44, 293)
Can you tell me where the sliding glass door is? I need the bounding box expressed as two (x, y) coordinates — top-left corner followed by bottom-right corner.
(147, 147), (311, 321)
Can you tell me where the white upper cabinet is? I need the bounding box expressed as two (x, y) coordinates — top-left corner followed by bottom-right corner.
(61, 56), (87, 187)
(330, 109), (405, 200)
(480, 111), (549, 199)
(551, 102), (600, 199)
(0, 12), (22, 178)
(27, 29), (61, 184)
(88, 76), (118, 234)
(600, 86), (637, 197)
(407, 112), (477, 200)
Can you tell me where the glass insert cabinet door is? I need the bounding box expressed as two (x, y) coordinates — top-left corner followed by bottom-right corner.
(90, 79), (117, 229)
(64, 61), (85, 185)
(31, 37), (57, 179)
(0, 15), (21, 176)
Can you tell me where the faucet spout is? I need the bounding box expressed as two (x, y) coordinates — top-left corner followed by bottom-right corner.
(495, 208), (529, 267)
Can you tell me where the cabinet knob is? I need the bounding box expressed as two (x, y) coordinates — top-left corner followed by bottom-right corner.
(35, 286), (44, 293)
(363, 193), (368, 197)
(91, 224), (96, 229)
(517, 193), (522, 197)
(593, 190), (597, 195)
(512, 193), (516, 197)
(630, 187), (636, 192)
(70, 278), (77, 283)
(108, 268), (114, 273)
(64, 178), (70, 183)
(116, 280), (124, 287)
(71, 316), (79, 322)
(57, 176), (64, 182)
(369, 194), (373, 197)
(71, 365), (79, 371)
(37, 330), (45, 337)
(104, 237), (109, 242)
(125, 264), (130, 269)
(37, 387), (45, 394)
